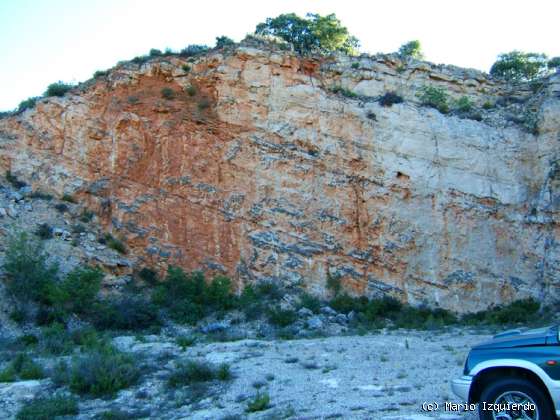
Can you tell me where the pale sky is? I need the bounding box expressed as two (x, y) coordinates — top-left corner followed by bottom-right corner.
(1, 0), (558, 111)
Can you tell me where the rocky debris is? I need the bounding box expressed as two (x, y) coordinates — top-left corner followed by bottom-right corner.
(0, 208), (6, 218)
(306, 315), (324, 330)
(200, 320), (231, 334)
(0, 328), (485, 419)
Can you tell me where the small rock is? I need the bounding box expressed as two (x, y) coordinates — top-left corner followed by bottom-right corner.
(87, 233), (96, 241)
(321, 306), (337, 316)
(0, 207), (6, 217)
(335, 313), (348, 324)
(297, 307), (314, 318)
(306, 316), (323, 330)
(79, 232), (86, 236)
(19, 186), (32, 194)
(7, 205), (18, 218)
(10, 191), (23, 202)
(347, 310), (356, 321)
(200, 320), (231, 334)
(23, 203), (33, 212)
(97, 245), (107, 250)
(53, 227), (64, 236)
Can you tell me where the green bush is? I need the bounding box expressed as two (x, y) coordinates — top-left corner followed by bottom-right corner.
(80, 209), (95, 223)
(179, 45), (210, 57)
(185, 85), (197, 96)
(267, 307), (297, 327)
(398, 40), (424, 60)
(490, 51), (549, 82)
(153, 267), (234, 324)
(197, 97), (211, 110)
(16, 396), (78, 420)
(246, 392), (270, 412)
(0, 353), (44, 382)
(379, 92), (404, 107)
(61, 193), (76, 203)
(92, 296), (160, 331)
(2, 232), (59, 305)
(299, 292), (321, 314)
(417, 85), (450, 114)
(176, 335), (196, 350)
(28, 191), (53, 200)
(55, 345), (140, 397)
(55, 267), (103, 315)
(35, 223), (53, 240)
(482, 101), (494, 110)
(44, 82), (73, 97)
(138, 267), (158, 284)
(38, 323), (75, 355)
(351, 62), (360, 69)
(104, 233), (126, 254)
(455, 96), (474, 113)
(93, 70), (109, 78)
(168, 360), (231, 387)
(548, 57), (560, 70)
(5, 171), (26, 188)
(131, 55), (149, 65)
(255, 13), (359, 55)
(215, 36), (235, 49)
(149, 48), (162, 57)
(160, 87), (175, 100)
(461, 298), (541, 325)
(330, 86), (357, 98)
(326, 273), (342, 296)
(17, 97), (39, 113)
(181, 64), (191, 73)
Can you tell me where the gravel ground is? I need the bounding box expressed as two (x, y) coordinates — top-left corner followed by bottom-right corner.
(0, 328), (494, 419)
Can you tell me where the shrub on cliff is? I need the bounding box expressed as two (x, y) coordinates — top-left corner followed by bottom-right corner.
(490, 51), (549, 82)
(378, 92), (404, 107)
(398, 40), (423, 60)
(255, 12), (359, 55)
(417, 85), (450, 114)
(178, 44), (210, 57)
(548, 57), (560, 71)
(17, 97), (39, 113)
(215, 36), (235, 49)
(44, 82), (73, 97)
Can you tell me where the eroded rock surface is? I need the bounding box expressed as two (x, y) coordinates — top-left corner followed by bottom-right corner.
(0, 41), (558, 311)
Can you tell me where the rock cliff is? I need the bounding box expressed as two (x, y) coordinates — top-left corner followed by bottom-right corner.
(1, 40), (559, 312)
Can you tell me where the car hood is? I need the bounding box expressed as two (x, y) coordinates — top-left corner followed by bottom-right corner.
(473, 325), (558, 350)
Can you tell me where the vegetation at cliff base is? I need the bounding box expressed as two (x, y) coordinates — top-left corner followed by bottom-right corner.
(255, 12), (359, 55)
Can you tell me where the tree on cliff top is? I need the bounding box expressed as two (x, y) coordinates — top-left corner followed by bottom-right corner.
(398, 40), (424, 60)
(490, 51), (549, 82)
(254, 13), (359, 55)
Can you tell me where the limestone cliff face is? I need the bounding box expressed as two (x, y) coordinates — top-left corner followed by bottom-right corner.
(1, 42), (559, 312)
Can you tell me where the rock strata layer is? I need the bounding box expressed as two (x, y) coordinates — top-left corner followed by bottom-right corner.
(1, 43), (559, 312)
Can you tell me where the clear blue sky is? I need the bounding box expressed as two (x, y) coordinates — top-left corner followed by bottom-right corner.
(1, 0), (558, 111)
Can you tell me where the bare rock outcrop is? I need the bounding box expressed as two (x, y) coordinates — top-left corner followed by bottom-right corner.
(0, 42), (558, 312)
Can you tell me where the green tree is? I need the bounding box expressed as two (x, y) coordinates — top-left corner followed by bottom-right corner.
(255, 12), (359, 55)
(548, 57), (560, 71)
(398, 40), (423, 59)
(490, 51), (548, 82)
(2, 232), (59, 305)
(215, 36), (235, 49)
